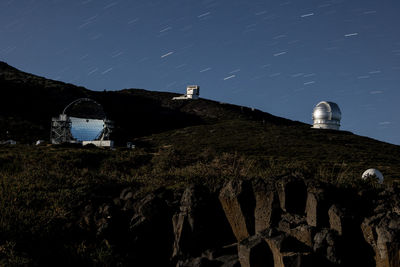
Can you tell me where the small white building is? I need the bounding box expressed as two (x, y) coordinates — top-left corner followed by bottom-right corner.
(82, 140), (114, 148)
(312, 101), (341, 130)
(36, 140), (45, 146)
(172, 85), (200, 100)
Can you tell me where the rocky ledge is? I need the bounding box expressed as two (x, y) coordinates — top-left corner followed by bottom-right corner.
(80, 176), (400, 267)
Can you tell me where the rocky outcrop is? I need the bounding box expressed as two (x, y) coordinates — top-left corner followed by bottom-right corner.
(238, 231), (274, 267)
(361, 186), (400, 267)
(253, 179), (281, 233)
(218, 180), (255, 242)
(305, 187), (331, 228)
(276, 177), (307, 215)
(76, 176), (399, 266)
(79, 188), (175, 266)
(172, 185), (235, 260)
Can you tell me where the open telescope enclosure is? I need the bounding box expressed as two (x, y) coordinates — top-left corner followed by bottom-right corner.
(50, 98), (113, 144)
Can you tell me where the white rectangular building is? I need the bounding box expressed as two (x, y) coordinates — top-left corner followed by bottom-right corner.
(82, 140), (114, 148)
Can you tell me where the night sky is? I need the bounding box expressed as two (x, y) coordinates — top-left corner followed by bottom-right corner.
(1, 0), (399, 145)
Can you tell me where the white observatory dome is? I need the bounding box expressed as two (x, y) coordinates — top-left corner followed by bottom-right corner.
(362, 168), (384, 184)
(312, 101), (341, 130)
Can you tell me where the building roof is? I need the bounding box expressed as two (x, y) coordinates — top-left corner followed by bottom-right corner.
(312, 101), (341, 121)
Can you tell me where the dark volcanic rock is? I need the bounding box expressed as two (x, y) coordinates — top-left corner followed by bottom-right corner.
(219, 180), (256, 242)
(276, 176), (307, 215)
(128, 193), (174, 265)
(313, 228), (341, 264)
(76, 177), (400, 267)
(172, 185), (235, 260)
(362, 212), (400, 267)
(238, 232), (274, 267)
(252, 178), (281, 232)
(328, 204), (350, 236)
(305, 187), (331, 228)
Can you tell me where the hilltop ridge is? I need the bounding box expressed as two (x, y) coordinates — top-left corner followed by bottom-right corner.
(1, 62), (400, 266)
(1, 61), (399, 180)
(0, 61), (301, 143)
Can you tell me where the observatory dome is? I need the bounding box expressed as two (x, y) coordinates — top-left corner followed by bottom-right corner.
(312, 101), (341, 130)
(362, 168), (384, 184)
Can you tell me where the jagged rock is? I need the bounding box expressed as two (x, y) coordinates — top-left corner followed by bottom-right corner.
(78, 177), (397, 266)
(129, 193), (173, 265)
(238, 233), (274, 267)
(219, 180), (255, 242)
(173, 185), (235, 260)
(305, 187), (331, 228)
(238, 228), (325, 267)
(264, 231), (314, 267)
(289, 224), (315, 248)
(277, 213), (314, 247)
(252, 179), (281, 232)
(328, 204), (351, 235)
(276, 176), (307, 215)
(361, 212), (400, 267)
(313, 229), (341, 264)
(213, 254), (240, 267)
(279, 213), (307, 229)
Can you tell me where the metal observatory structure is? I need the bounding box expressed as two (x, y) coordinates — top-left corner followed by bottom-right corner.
(312, 101), (342, 130)
(50, 98), (113, 146)
(172, 85), (200, 100)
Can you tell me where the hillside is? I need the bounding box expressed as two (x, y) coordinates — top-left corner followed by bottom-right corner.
(0, 61), (298, 144)
(1, 61), (399, 180)
(1, 62), (400, 266)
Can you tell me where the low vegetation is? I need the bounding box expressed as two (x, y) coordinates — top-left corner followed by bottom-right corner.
(1, 61), (399, 265)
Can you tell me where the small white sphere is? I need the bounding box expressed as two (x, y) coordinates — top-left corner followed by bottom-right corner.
(362, 169), (384, 184)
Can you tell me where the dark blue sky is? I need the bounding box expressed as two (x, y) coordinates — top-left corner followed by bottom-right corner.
(1, 0), (399, 145)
